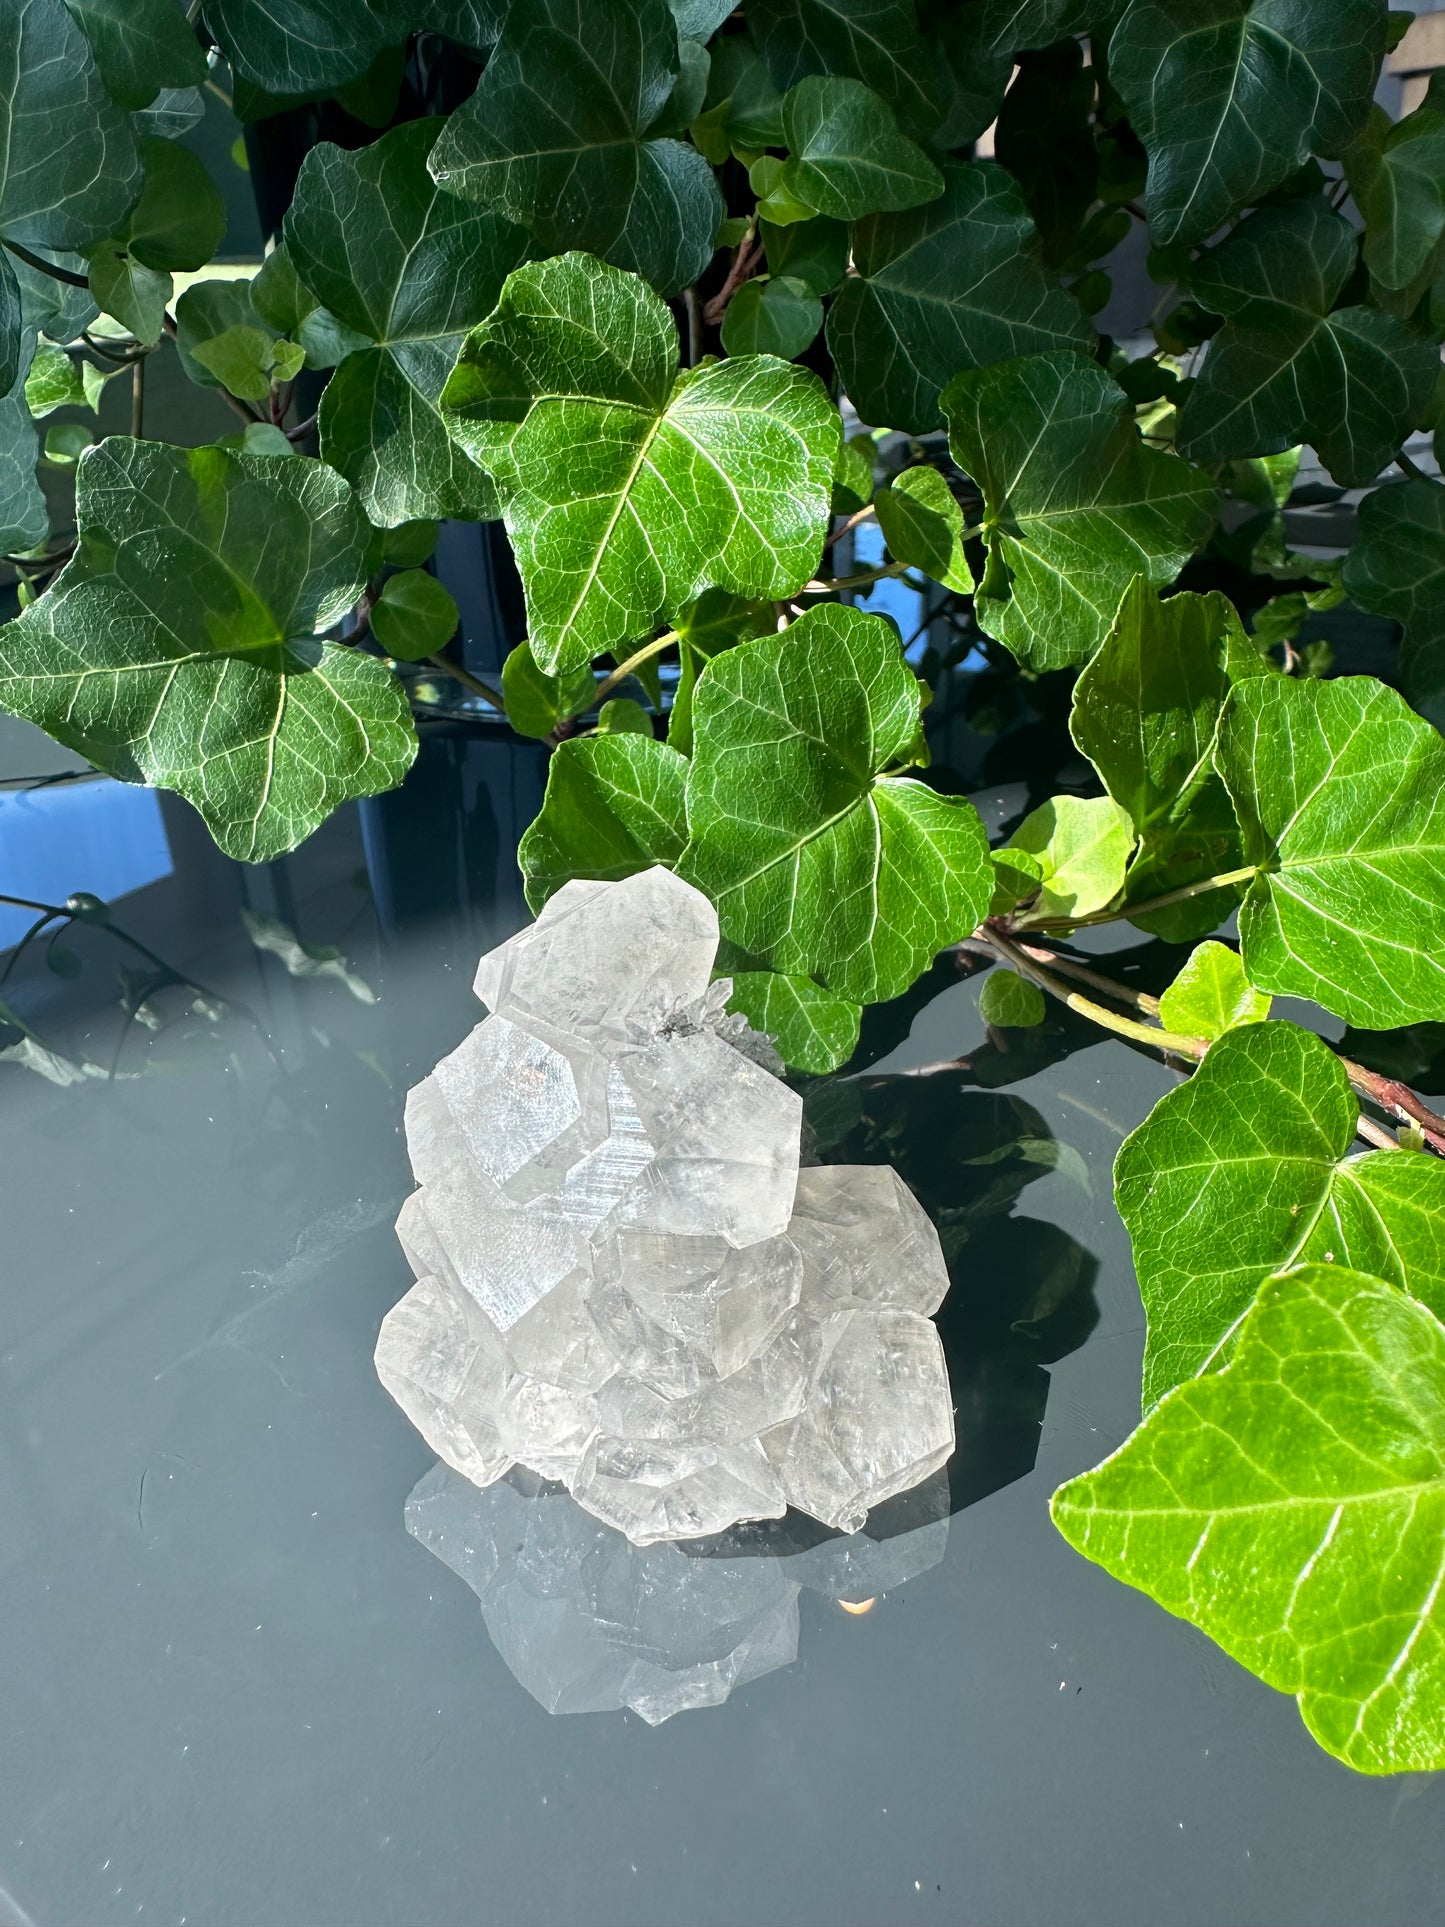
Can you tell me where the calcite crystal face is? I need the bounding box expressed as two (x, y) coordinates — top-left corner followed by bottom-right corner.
(376, 868), (955, 1544)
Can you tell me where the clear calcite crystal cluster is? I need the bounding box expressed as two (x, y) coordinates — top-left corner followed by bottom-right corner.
(376, 867), (954, 1544)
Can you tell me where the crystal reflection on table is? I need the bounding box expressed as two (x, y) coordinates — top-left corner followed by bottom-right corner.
(405, 1462), (951, 1724)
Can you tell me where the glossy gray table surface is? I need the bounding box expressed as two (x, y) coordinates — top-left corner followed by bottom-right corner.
(1, 726), (1441, 1927)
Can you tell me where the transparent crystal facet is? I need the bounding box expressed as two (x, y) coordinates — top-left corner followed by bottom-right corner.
(377, 869), (956, 1545)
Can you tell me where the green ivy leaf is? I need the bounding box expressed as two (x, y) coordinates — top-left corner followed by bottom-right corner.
(1342, 480), (1445, 728)
(667, 0), (732, 36)
(201, 0), (395, 96)
(519, 733), (689, 909)
(427, 0), (722, 298)
(285, 118), (528, 526)
(760, 214), (849, 295)
(1006, 794), (1134, 921)
(190, 323), (280, 402)
(699, 33), (785, 150)
(973, 0), (1125, 52)
(0, 440), (415, 862)
(927, 4), (1012, 147)
(669, 588), (775, 754)
(1115, 1019), (1445, 1405)
(679, 603), (992, 1002)
(1178, 199), (1438, 488)
(0, 318), (42, 551)
(1109, 0), (1387, 247)
(597, 695), (654, 734)
(827, 161), (1094, 435)
(370, 569), (459, 662)
(1218, 673), (1445, 1029)
(65, 0), (205, 111)
(1156, 939), (1271, 1039)
(873, 465), (973, 593)
(500, 639), (596, 741)
(719, 274), (823, 359)
(831, 432), (874, 514)
(942, 350), (1219, 672)
(1346, 96), (1445, 293)
(122, 137), (226, 271)
(443, 252), (840, 673)
(747, 0), (941, 139)
(749, 155), (816, 226)
(778, 75), (942, 219)
(988, 845), (1042, 915)
(1053, 1263), (1445, 1775)
(979, 968), (1046, 1028)
(23, 340), (84, 417)
(1071, 579), (1264, 942)
(726, 969), (861, 1072)
(249, 242), (370, 371)
(0, 0), (141, 253)
(86, 247), (170, 344)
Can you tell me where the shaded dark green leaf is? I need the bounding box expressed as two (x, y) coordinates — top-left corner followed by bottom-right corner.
(828, 162), (1093, 435)
(942, 350), (1218, 671)
(519, 733), (689, 910)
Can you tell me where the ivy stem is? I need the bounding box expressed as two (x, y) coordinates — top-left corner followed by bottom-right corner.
(1395, 447), (1433, 485)
(981, 923), (1208, 1057)
(1018, 862), (1260, 931)
(803, 559), (911, 594)
(423, 654), (504, 710)
(1, 238), (89, 289)
(683, 286), (701, 367)
(592, 629), (679, 708)
(130, 356), (145, 438)
(822, 503), (877, 553)
(971, 927), (1445, 1155)
(703, 221), (762, 327)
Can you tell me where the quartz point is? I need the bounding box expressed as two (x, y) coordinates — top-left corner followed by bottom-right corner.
(376, 868), (956, 1545)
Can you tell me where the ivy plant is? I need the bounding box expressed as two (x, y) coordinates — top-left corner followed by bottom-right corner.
(2, 0), (1445, 1776)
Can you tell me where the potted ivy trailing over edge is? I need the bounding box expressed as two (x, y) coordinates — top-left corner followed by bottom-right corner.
(1, 0), (1445, 1775)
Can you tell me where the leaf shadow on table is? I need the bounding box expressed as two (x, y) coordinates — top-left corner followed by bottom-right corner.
(804, 1069), (1100, 1523)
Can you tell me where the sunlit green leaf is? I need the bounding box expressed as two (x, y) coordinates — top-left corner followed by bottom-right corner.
(286, 118), (527, 525)
(1218, 673), (1445, 1028)
(979, 968), (1046, 1028)
(1342, 479), (1445, 729)
(443, 252), (840, 673)
(942, 350), (1218, 671)
(1071, 578), (1263, 941)
(1116, 1019), (1445, 1404)
(1109, 0), (1387, 246)
(725, 969), (861, 1072)
(828, 162), (1093, 434)
(778, 75), (942, 219)
(519, 733), (689, 909)
(23, 340), (84, 417)
(1006, 794), (1134, 921)
(1157, 939), (1271, 1040)
(873, 465), (972, 592)
(427, 0), (722, 297)
(1178, 199), (1437, 488)
(1053, 1263), (1445, 1774)
(679, 603), (992, 1001)
(0, 439), (415, 861)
